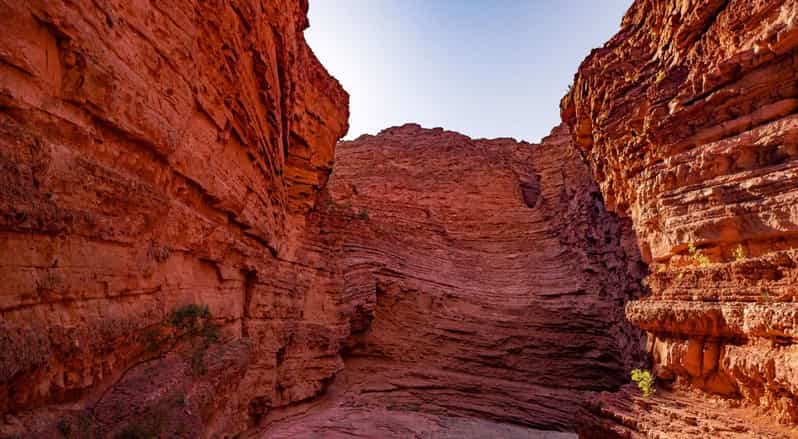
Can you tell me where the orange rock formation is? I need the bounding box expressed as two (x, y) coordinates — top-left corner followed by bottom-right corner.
(563, 0), (798, 436)
(1, 0), (348, 436)
(1, 0), (796, 437)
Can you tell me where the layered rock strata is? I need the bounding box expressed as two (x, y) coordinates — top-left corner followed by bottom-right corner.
(5, 0), (794, 436)
(582, 386), (798, 439)
(0, 0), (348, 436)
(250, 124), (647, 435)
(562, 0), (798, 433)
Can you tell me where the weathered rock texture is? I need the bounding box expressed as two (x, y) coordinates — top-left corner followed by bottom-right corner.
(0, 0), (647, 435)
(8, 0), (796, 436)
(562, 0), (798, 435)
(255, 403), (578, 439)
(249, 124), (647, 436)
(0, 0), (348, 436)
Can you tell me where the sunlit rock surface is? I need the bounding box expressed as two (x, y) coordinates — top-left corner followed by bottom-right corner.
(563, 0), (798, 436)
(4, 0), (796, 436)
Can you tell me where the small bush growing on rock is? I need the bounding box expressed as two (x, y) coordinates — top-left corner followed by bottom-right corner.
(167, 304), (220, 376)
(631, 368), (656, 397)
(733, 244), (746, 261)
(358, 209), (369, 220)
(687, 242), (710, 267)
(168, 304), (212, 332)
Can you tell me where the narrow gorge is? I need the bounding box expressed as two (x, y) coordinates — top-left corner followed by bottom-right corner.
(0, 0), (796, 438)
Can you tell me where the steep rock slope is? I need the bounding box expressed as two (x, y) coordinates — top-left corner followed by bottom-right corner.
(252, 124), (647, 436)
(0, 0), (348, 436)
(562, 0), (798, 435)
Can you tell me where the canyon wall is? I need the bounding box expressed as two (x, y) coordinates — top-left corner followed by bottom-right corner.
(251, 124), (647, 436)
(562, 0), (798, 435)
(4, 0), (795, 437)
(0, 0), (349, 436)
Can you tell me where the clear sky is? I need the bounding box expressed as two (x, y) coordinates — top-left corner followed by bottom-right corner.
(305, 1), (632, 143)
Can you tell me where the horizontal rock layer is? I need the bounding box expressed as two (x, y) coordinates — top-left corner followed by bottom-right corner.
(255, 395), (577, 439)
(0, 0), (348, 436)
(562, 0), (798, 434)
(580, 385), (798, 439)
(250, 124), (648, 435)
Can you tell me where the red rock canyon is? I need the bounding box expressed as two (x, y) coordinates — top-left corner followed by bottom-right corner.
(0, 0), (796, 438)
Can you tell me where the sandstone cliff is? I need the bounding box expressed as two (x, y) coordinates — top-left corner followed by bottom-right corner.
(562, 0), (798, 436)
(3, 0), (797, 437)
(0, 0), (348, 436)
(250, 124), (647, 436)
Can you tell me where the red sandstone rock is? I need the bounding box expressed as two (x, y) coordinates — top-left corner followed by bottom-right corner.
(256, 403), (578, 439)
(0, 0), (347, 436)
(581, 385), (798, 439)
(562, 0), (798, 434)
(5, 0), (795, 436)
(247, 124), (647, 435)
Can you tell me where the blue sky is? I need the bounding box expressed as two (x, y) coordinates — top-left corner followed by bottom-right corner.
(305, 1), (632, 142)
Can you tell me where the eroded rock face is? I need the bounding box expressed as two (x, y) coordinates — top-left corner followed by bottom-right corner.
(0, 0), (348, 436)
(562, 0), (798, 433)
(8, 0), (795, 436)
(252, 124), (646, 435)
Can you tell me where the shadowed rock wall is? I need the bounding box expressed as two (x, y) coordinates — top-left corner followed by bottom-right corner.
(0, 0), (348, 436)
(259, 124), (646, 435)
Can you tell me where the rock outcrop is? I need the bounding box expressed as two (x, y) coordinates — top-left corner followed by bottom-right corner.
(249, 124), (647, 436)
(0, 0), (348, 436)
(5, 0), (795, 437)
(562, 0), (798, 435)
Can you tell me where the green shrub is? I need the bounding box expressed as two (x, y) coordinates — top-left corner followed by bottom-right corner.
(168, 304), (211, 331)
(733, 244), (746, 261)
(687, 242), (710, 267)
(631, 368), (656, 397)
(167, 304), (219, 376)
